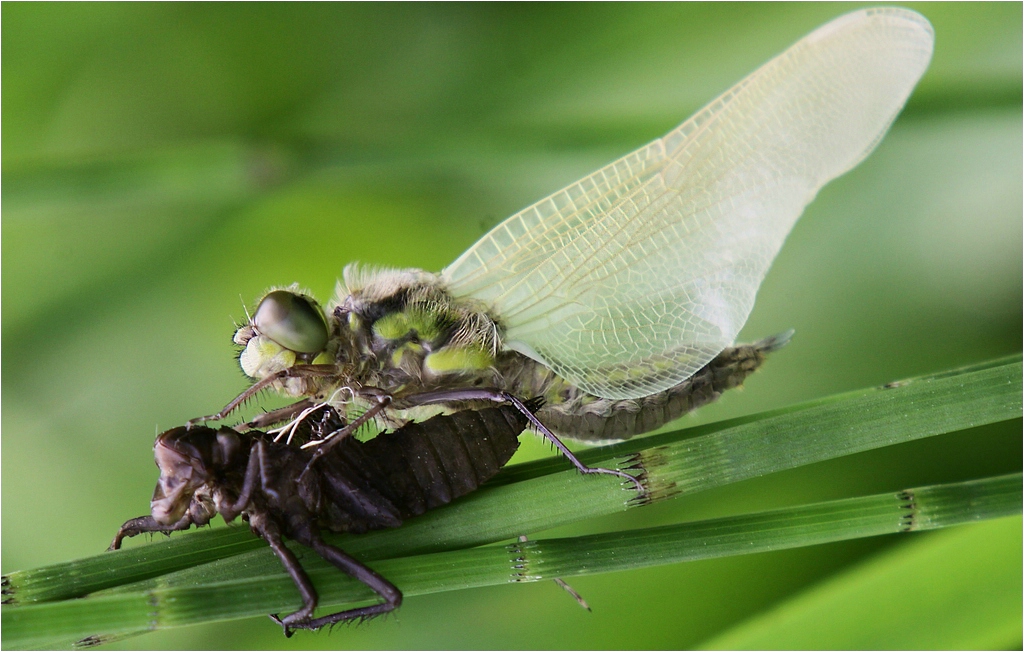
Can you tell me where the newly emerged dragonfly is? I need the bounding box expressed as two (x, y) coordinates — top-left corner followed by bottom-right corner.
(191, 9), (934, 483)
(112, 404), (536, 634)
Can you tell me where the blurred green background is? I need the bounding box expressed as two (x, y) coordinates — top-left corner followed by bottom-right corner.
(3, 3), (1021, 649)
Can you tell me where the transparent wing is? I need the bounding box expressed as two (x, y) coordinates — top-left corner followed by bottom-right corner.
(442, 8), (934, 400)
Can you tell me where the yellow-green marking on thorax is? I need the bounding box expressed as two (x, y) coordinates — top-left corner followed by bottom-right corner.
(372, 307), (450, 344)
(424, 345), (495, 375)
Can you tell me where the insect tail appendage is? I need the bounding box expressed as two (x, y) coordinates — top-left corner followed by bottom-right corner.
(754, 329), (796, 354)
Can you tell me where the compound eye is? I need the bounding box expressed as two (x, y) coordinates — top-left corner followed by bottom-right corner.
(253, 290), (329, 354)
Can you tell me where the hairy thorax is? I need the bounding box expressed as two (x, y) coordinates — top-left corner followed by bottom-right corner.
(235, 267), (508, 422)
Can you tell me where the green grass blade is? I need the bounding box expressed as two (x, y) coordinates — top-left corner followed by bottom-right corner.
(699, 515), (1023, 650)
(4, 474), (1019, 649)
(3, 356), (1020, 606)
(505, 354), (1023, 489)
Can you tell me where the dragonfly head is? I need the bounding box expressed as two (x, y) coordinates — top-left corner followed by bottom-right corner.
(235, 289), (333, 381)
(150, 425), (247, 525)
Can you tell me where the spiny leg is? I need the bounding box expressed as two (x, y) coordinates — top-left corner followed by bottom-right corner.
(243, 399), (314, 430)
(255, 516), (319, 638)
(278, 533), (402, 632)
(500, 392), (645, 494)
(187, 364), (337, 427)
(400, 387), (646, 494)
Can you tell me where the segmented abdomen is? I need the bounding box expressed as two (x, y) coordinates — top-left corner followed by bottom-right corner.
(316, 404), (529, 533)
(518, 334), (790, 442)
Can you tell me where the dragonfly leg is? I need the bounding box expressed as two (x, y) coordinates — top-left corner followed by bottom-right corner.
(187, 364), (336, 427)
(278, 532), (402, 632)
(254, 514), (319, 638)
(243, 399), (314, 430)
(499, 392), (645, 494)
(400, 388), (646, 495)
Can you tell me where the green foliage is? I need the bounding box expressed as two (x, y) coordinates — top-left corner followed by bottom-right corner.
(3, 358), (1021, 648)
(702, 516), (1023, 650)
(5, 476), (1020, 649)
(3, 3), (1021, 649)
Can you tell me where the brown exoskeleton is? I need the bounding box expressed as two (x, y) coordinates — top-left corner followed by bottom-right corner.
(111, 403), (544, 634)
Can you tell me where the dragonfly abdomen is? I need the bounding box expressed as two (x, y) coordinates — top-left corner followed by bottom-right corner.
(528, 333), (792, 442)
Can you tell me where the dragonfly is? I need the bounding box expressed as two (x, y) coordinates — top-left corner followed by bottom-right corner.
(189, 8), (933, 488)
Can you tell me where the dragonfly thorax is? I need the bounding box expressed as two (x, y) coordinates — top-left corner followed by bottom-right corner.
(236, 267), (508, 407)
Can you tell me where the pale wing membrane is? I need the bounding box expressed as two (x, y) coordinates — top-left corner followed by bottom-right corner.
(443, 8), (934, 400)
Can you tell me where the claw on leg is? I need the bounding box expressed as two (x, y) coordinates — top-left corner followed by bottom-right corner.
(259, 517), (402, 634)
(268, 614), (295, 638)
